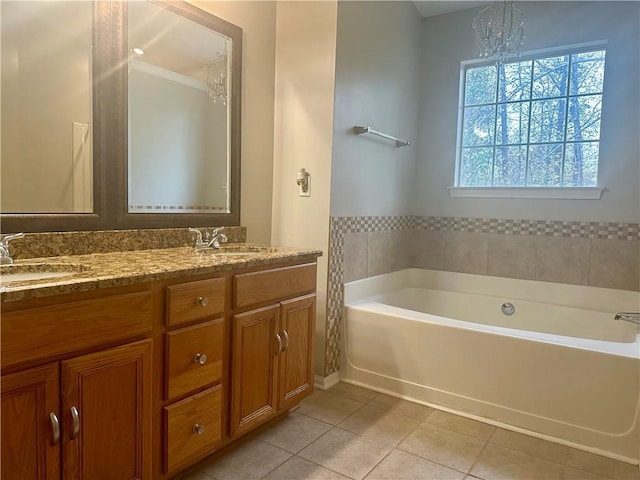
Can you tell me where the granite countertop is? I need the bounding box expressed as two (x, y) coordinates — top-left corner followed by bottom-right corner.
(0, 244), (322, 303)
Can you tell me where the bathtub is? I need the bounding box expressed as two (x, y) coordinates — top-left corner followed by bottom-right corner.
(341, 269), (640, 462)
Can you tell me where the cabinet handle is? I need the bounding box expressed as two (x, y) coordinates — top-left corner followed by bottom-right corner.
(193, 424), (206, 435)
(282, 330), (289, 351)
(275, 333), (283, 353)
(196, 296), (209, 307)
(49, 412), (60, 446)
(70, 406), (80, 440)
(194, 353), (208, 365)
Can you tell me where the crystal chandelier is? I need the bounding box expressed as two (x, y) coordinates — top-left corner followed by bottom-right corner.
(473, 1), (526, 60)
(205, 54), (228, 105)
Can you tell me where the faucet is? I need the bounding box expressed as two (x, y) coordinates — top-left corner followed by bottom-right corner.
(188, 227), (227, 250)
(614, 312), (640, 326)
(0, 232), (25, 265)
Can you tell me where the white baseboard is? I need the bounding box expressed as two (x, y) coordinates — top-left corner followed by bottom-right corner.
(314, 371), (340, 390)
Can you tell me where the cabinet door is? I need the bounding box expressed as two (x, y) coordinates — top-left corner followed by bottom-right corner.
(278, 294), (316, 410)
(61, 339), (152, 480)
(1, 363), (60, 480)
(230, 305), (279, 437)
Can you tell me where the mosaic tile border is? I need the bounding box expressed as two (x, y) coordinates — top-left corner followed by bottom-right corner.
(325, 216), (415, 375)
(418, 217), (640, 240)
(324, 215), (640, 375)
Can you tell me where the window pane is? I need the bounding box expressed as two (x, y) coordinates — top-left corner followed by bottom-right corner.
(465, 65), (497, 105)
(498, 60), (532, 102)
(570, 50), (606, 95)
(566, 94), (602, 141)
(527, 144), (563, 186)
(496, 102), (529, 145)
(529, 98), (566, 143)
(494, 146), (527, 186)
(564, 142), (599, 186)
(460, 147), (493, 186)
(532, 55), (569, 99)
(463, 105), (495, 146)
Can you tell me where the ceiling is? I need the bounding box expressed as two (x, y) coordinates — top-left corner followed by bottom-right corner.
(412, 1), (490, 18)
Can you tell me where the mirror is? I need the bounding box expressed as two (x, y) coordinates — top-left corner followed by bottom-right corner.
(127, 1), (232, 215)
(0, 0), (242, 233)
(1, 1), (94, 214)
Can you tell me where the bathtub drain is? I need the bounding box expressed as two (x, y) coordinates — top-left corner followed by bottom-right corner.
(501, 302), (516, 316)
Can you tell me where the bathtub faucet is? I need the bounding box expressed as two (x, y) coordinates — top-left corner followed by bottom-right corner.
(614, 312), (640, 325)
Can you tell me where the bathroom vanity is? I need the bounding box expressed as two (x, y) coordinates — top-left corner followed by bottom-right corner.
(1, 242), (321, 479)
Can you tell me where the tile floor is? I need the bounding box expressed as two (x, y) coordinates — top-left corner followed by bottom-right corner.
(183, 383), (640, 480)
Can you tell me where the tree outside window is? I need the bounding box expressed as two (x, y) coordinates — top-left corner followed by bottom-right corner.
(457, 47), (606, 188)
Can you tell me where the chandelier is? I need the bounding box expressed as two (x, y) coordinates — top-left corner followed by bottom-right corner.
(472, 1), (526, 60)
(205, 54), (228, 105)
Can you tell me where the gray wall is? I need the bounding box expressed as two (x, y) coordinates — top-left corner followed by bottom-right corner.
(330, 1), (423, 217)
(413, 1), (640, 223)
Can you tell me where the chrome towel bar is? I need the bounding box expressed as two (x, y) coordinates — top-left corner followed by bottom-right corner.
(353, 126), (410, 148)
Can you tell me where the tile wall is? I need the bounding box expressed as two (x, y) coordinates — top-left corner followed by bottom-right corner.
(324, 216), (640, 375)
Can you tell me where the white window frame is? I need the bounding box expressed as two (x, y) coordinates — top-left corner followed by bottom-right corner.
(450, 40), (607, 200)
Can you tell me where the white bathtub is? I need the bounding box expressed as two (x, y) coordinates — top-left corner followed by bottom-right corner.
(341, 269), (640, 462)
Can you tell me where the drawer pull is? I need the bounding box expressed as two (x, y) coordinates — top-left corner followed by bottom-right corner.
(193, 423), (206, 435)
(49, 412), (60, 446)
(193, 353), (208, 365)
(70, 406), (80, 440)
(196, 296), (209, 307)
(282, 330), (289, 351)
(275, 333), (283, 353)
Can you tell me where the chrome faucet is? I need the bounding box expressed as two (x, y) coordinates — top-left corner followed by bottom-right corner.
(188, 227), (227, 250)
(0, 232), (25, 265)
(614, 312), (640, 326)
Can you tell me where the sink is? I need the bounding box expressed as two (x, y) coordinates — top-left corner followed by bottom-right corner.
(0, 263), (87, 285)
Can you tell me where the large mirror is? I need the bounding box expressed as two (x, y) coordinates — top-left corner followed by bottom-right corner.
(1, 1), (95, 215)
(127, 1), (233, 215)
(0, 0), (242, 233)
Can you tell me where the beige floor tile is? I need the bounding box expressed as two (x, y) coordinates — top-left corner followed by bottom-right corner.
(338, 405), (421, 446)
(179, 471), (215, 480)
(566, 448), (640, 480)
(368, 394), (432, 420)
(201, 439), (291, 480)
(563, 466), (609, 480)
(327, 382), (380, 403)
(298, 390), (365, 425)
(298, 428), (393, 480)
(263, 457), (351, 480)
(470, 443), (564, 480)
(399, 423), (485, 472)
(490, 428), (568, 464)
(257, 412), (332, 453)
(365, 449), (465, 480)
(426, 411), (495, 441)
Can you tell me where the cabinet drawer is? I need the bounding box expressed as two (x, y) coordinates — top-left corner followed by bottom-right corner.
(1, 291), (151, 369)
(234, 263), (316, 310)
(165, 319), (224, 400)
(164, 386), (222, 474)
(166, 277), (226, 326)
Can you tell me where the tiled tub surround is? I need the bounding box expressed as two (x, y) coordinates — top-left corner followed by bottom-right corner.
(325, 216), (640, 375)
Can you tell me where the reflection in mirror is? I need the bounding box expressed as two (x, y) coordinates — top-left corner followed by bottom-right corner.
(1, 1), (93, 213)
(127, 1), (232, 214)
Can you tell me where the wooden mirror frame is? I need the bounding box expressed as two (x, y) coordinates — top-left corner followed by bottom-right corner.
(1, 0), (242, 233)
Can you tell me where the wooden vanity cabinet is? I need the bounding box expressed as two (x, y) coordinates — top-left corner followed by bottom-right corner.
(1, 289), (153, 480)
(161, 276), (227, 476)
(230, 264), (317, 437)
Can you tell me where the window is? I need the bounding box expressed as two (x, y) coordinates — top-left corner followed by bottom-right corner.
(455, 45), (606, 191)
